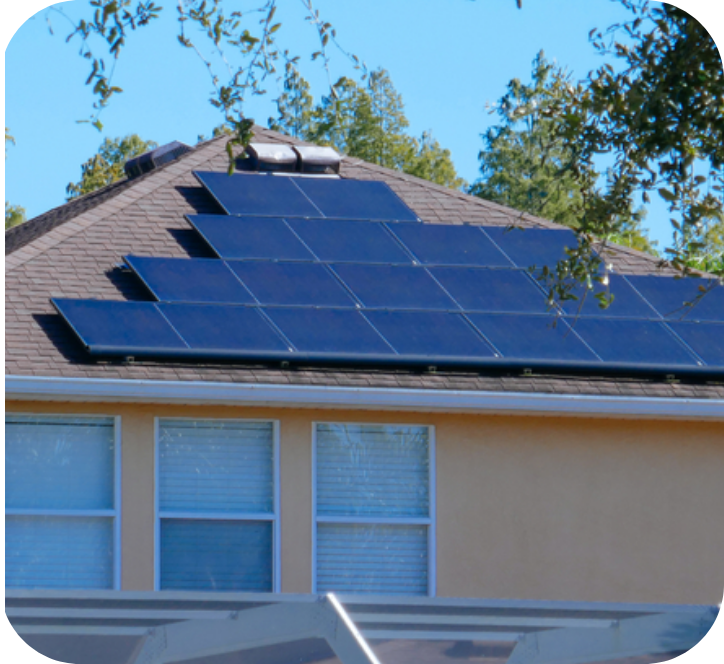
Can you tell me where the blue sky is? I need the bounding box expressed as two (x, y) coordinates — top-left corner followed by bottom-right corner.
(3, 0), (723, 251)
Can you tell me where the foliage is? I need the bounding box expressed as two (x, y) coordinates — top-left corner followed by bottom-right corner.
(66, 134), (157, 199)
(471, 52), (656, 254)
(51, 1), (363, 171)
(269, 67), (465, 189)
(5, 128), (26, 229)
(548, 1), (724, 284)
(5, 202), (26, 230)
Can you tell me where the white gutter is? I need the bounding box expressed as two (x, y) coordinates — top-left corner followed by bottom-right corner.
(5, 375), (724, 420)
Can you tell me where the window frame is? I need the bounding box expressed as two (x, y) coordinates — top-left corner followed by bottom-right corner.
(153, 416), (281, 592)
(5, 413), (122, 590)
(311, 420), (436, 597)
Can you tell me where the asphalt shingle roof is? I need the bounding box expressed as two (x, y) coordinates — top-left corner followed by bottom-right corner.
(6, 127), (723, 399)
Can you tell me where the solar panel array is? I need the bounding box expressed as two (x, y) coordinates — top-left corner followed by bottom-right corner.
(52, 172), (724, 376)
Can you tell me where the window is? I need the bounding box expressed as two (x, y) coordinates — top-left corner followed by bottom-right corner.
(156, 418), (279, 591)
(5, 415), (120, 589)
(313, 423), (435, 596)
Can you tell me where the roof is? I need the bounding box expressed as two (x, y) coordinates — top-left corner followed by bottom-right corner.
(6, 126), (724, 401)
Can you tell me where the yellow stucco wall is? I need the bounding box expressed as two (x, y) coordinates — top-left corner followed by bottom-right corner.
(6, 399), (723, 605)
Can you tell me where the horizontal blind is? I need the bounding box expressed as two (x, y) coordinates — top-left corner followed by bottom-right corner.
(316, 424), (429, 518)
(6, 416), (115, 510)
(317, 523), (428, 595)
(6, 516), (113, 589)
(160, 519), (273, 591)
(159, 419), (274, 514)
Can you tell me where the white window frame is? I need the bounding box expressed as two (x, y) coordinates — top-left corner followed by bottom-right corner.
(154, 417), (281, 592)
(312, 421), (436, 597)
(5, 413), (122, 590)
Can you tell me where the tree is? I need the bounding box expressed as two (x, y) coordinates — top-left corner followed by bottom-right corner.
(5, 128), (26, 229)
(66, 134), (157, 199)
(471, 52), (656, 254)
(269, 67), (466, 189)
(39, 0), (724, 276)
(548, 1), (723, 278)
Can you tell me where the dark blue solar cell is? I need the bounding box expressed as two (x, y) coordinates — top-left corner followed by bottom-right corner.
(264, 307), (392, 355)
(228, 261), (356, 307)
(287, 218), (412, 264)
(364, 311), (496, 359)
(293, 178), (418, 221)
(569, 318), (699, 367)
(332, 264), (458, 310)
(666, 322), (724, 367)
(468, 314), (598, 362)
(187, 215), (314, 261)
(158, 303), (290, 353)
(483, 226), (583, 270)
(125, 255), (254, 304)
(194, 171), (321, 217)
(625, 275), (724, 322)
(430, 268), (548, 313)
(559, 274), (658, 318)
(389, 223), (511, 267)
(52, 299), (186, 353)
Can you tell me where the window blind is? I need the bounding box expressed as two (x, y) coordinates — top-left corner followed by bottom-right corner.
(315, 423), (431, 596)
(5, 416), (116, 590)
(158, 419), (276, 591)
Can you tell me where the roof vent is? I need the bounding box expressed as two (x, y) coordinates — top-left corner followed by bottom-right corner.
(293, 145), (341, 174)
(245, 143), (298, 172)
(124, 141), (193, 179)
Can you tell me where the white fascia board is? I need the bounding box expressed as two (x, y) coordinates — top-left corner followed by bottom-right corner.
(5, 375), (724, 421)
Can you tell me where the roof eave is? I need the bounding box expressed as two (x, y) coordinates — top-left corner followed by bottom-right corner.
(5, 375), (724, 421)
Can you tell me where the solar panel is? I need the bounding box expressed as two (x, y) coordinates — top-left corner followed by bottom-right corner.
(264, 307), (392, 355)
(288, 218), (412, 264)
(389, 223), (511, 267)
(364, 310), (496, 359)
(293, 178), (419, 221)
(483, 226), (582, 270)
(666, 322), (724, 367)
(228, 261), (357, 307)
(558, 274), (658, 318)
(158, 303), (291, 353)
(430, 268), (549, 313)
(124, 255), (254, 304)
(467, 314), (598, 362)
(187, 215), (315, 261)
(52, 299), (187, 353)
(569, 318), (699, 367)
(332, 264), (458, 310)
(194, 171), (321, 217)
(625, 275), (724, 322)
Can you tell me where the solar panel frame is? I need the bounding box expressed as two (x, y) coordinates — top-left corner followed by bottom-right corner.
(187, 214), (316, 262)
(124, 255), (255, 305)
(52, 299), (188, 354)
(558, 274), (660, 319)
(665, 321), (724, 367)
(194, 171), (323, 217)
(567, 317), (702, 368)
(227, 261), (359, 308)
(292, 177), (420, 221)
(287, 218), (414, 264)
(388, 223), (512, 267)
(625, 275), (724, 322)
(331, 263), (461, 311)
(363, 310), (498, 359)
(158, 303), (293, 354)
(430, 267), (550, 314)
(482, 226), (585, 270)
(466, 313), (600, 363)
